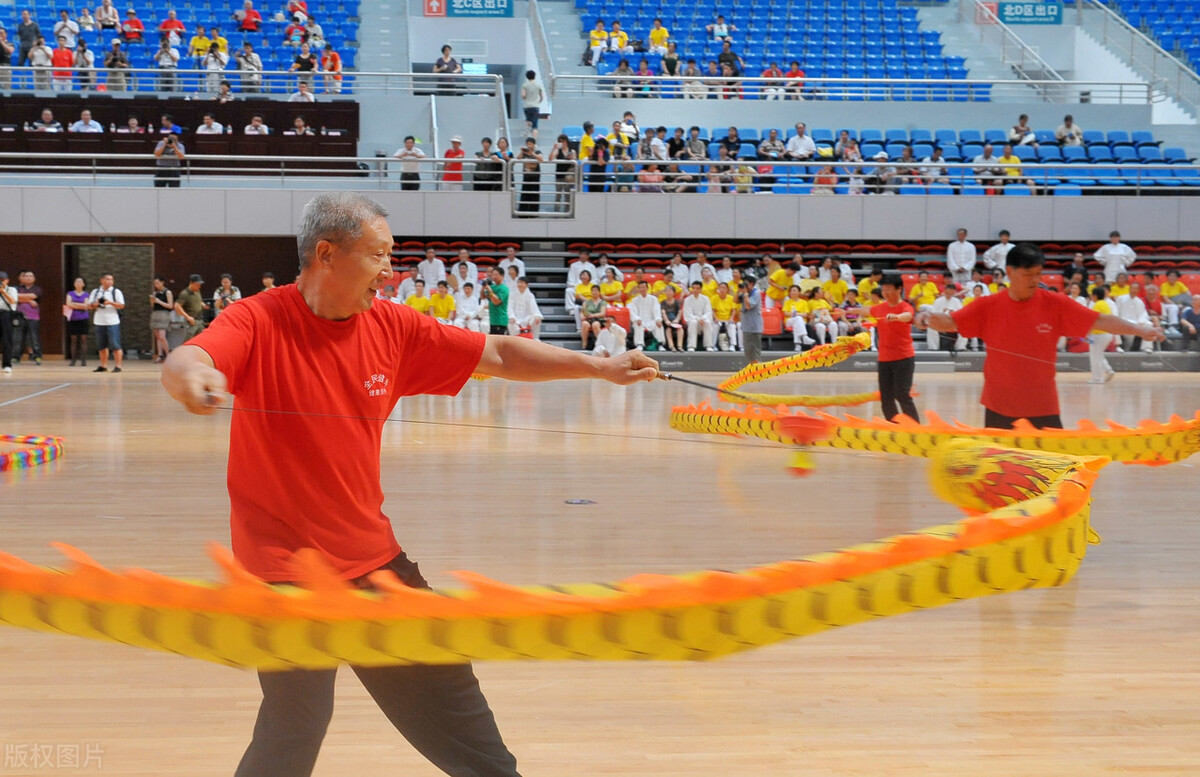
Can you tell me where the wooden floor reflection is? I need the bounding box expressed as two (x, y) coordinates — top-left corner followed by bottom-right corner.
(2, 364), (1199, 776)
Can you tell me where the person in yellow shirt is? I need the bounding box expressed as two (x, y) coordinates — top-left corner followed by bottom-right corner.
(573, 270), (595, 309)
(651, 269), (683, 302)
(998, 142), (1037, 194)
(796, 265), (821, 293)
(805, 288), (834, 344)
(607, 20), (632, 54)
(988, 267), (1007, 294)
(648, 17), (670, 55)
(1088, 286), (1115, 383)
(821, 266), (849, 305)
(207, 25), (228, 54)
(782, 285), (814, 351)
(1109, 272), (1131, 299)
(599, 267), (625, 306)
(623, 268), (646, 302)
(908, 271), (939, 311)
(766, 261), (800, 308)
(588, 20), (608, 66)
(711, 282), (739, 351)
(1160, 269), (1191, 303)
(857, 266), (882, 303)
(699, 267), (719, 301)
(404, 279), (433, 315)
(430, 280), (456, 323)
(188, 30), (212, 67)
(578, 121), (595, 163)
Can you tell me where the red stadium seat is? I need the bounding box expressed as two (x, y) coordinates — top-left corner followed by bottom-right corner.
(663, 242), (687, 253)
(828, 243), (852, 253)
(606, 306), (631, 330)
(761, 242), (781, 253)
(474, 241), (496, 250)
(1042, 273), (1064, 291)
(762, 306), (783, 335)
(1184, 274), (1200, 294)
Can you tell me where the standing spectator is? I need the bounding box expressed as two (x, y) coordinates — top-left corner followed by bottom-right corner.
(233, 0), (263, 33)
(233, 42), (263, 93)
(0, 273), (16, 373)
(320, 45), (342, 93)
(158, 10), (186, 47)
(871, 277), (920, 422)
(174, 274), (208, 340)
(149, 275), (174, 363)
(520, 70), (544, 141)
(1087, 286), (1116, 384)
(739, 271), (763, 363)
(96, 0), (119, 31)
(288, 79), (315, 102)
(202, 41), (228, 92)
(683, 281), (715, 351)
(443, 135), (466, 191)
(54, 11), (80, 50)
(69, 109), (104, 132)
(982, 230), (1013, 273)
(154, 35), (181, 91)
(289, 42), (318, 88)
(153, 133), (186, 188)
(88, 273), (125, 373)
(472, 137), (503, 192)
(784, 60), (806, 100)
(508, 277), (543, 339)
(213, 274), (242, 314)
(482, 268), (509, 334)
(417, 248), (446, 290)
(105, 39), (130, 91)
(548, 134), (576, 213)
(0, 29), (13, 91)
(16, 10), (40, 67)
(122, 9), (145, 43)
(1055, 114), (1084, 146)
(50, 37), (76, 91)
(13, 271), (42, 365)
(393, 135), (425, 191)
(29, 36), (53, 90)
(74, 40), (96, 89)
(432, 43), (461, 93)
(1093, 230), (1136, 283)
(946, 228), (976, 286)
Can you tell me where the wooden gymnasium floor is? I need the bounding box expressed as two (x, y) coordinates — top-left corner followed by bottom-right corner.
(2, 363), (1199, 777)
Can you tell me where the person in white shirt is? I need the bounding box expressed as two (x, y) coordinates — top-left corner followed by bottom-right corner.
(507, 277), (543, 339)
(682, 281), (715, 351)
(688, 252), (717, 285)
(288, 80), (316, 102)
(77, 8), (97, 31)
(715, 256), (735, 284)
(816, 256), (854, 284)
(96, 1), (120, 30)
(450, 249), (478, 285)
(927, 284), (966, 352)
(945, 228), (976, 286)
(627, 281), (663, 350)
(566, 250), (597, 288)
(196, 113), (225, 134)
(593, 253), (623, 282)
(453, 283), (486, 332)
(665, 253), (689, 285)
(503, 265), (520, 292)
(154, 37), (181, 91)
(54, 11), (80, 50)
(395, 266), (417, 300)
(447, 260), (475, 294)
(87, 273), (126, 372)
(244, 114), (270, 134)
(1094, 231), (1137, 283)
(593, 317), (627, 358)
(393, 135), (426, 191)
(68, 110), (104, 133)
(1116, 281), (1155, 353)
(784, 122), (816, 161)
(416, 248), (446, 289)
(981, 229), (1013, 273)
(498, 247), (525, 278)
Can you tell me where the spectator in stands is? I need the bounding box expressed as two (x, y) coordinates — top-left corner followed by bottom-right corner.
(998, 143), (1036, 193)
(447, 259), (474, 295)
(321, 45), (342, 94)
(684, 125), (706, 161)
(283, 16), (308, 47)
(105, 39), (129, 91)
(213, 79), (237, 102)
(453, 282), (485, 332)
(588, 20), (608, 67)
(1180, 296), (1200, 352)
(516, 138), (544, 212)
(391, 135), (426, 190)
(243, 114), (270, 135)
(927, 283), (965, 353)
(665, 126), (687, 160)
(764, 261), (799, 309)
(304, 18), (325, 50)
(720, 126), (743, 159)
(660, 283), (683, 350)
(122, 10), (145, 43)
(593, 314), (627, 358)
(291, 42), (318, 88)
(682, 281), (715, 351)
(77, 8), (97, 32)
(441, 135), (466, 190)
(209, 26), (228, 54)
(159, 113), (182, 134)
(260, 272), (276, 292)
(648, 18), (670, 55)
(289, 79), (316, 102)
(0, 30), (13, 91)
(196, 113), (224, 134)
(520, 70), (545, 140)
(548, 134), (576, 212)
(946, 228), (976, 286)
(29, 36), (53, 90)
(50, 37), (74, 92)
(711, 282), (739, 351)
(757, 129), (785, 188)
(188, 24), (212, 67)
(29, 109), (62, 132)
(122, 116), (144, 133)
(808, 164), (836, 194)
(661, 41), (679, 77)
(395, 266), (417, 299)
(701, 60), (721, 97)
(717, 40), (744, 78)
(1056, 114), (1084, 146)
(432, 43), (462, 95)
(428, 281), (456, 325)
(417, 248), (446, 290)
(234, 0), (263, 33)
(1094, 230), (1136, 283)
(783, 61), (806, 100)
(290, 116), (315, 135)
(833, 130), (853, 159)
(201, 41), (229, 92)
(919, 146), (949, 185)
(69, 110), (104, 133)
(706, 14), (737, 42)
(909, 270), (938, 311)
(1160, 268), (1192, 308)
(781, 121), (817, 164)
(1009, 113), (1037, 147)
(153, 134), (186, 187)
(634, 58), (655, 97)
(152, 35), (180, 91)
(599, 267), (623, 306)
(894, 146), (920, 186)
(74, 40), (96, 89)
(16, 10), (40, 67)
(54, 11), (80, 50)
(760, 61), (785, 100)
(508, 277), (542, 339)
(611, 58), (634, 98)
(212, 273), (242, 315)
(972, 142), (1003, 188)
(96, 0), (119, 31)
(822, 266), (850, 305)
(982, 229), (1013, 272)
(467, 137), (502, 192)
(681, 58), (705, 98)
(404, 279), (432, 315)
(1087, 285), (1116, 383)
(864, 150), (898, 194)
(607, 20), (632, 55)
(287, 0), (310, 17)
(158, 10), (186, 48)
(1116, 281), (1155, 353)
(605, 120), (631, 156)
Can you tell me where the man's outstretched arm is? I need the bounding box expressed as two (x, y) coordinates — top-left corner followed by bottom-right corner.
(476, 335), (659, 385)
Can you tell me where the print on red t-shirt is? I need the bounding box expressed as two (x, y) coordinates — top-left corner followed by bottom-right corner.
(952, 288), (1098, 418)
(189, 285), (486, 581)
(870, 301), (915, 362)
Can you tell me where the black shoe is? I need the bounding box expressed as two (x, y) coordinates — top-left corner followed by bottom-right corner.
(69, 360), (77, 367)
(94, 366), (107, 372)
(112, 367), (122, 373)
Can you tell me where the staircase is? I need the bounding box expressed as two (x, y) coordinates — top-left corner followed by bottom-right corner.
(520, 241), (581, 348)
(537, 0), (595, 79)
(915, 4), (1034, 83)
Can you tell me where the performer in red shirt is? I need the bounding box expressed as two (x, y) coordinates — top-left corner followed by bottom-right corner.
(870, 276), (920, 422)
(919, 243), (1162, 429)
(162, 192), (658, 777)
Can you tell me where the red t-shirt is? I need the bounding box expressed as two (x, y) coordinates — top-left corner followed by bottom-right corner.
(240, 9), (262, 30)
(159, 19), (186, 34)
(952, 288), (1098, 418)
(51, 48), (74, 76)
(189, 285), (486, 581)
(123, 18), (144, 39)
(444, 147), (465, 181)
(870, 301), (915, 362)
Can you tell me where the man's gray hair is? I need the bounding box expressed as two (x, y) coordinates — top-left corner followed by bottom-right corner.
(296, 192), (389, 270)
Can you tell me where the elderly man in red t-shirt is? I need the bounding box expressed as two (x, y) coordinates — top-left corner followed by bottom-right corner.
(162, 192), (658, 777)
(918, 243), (1162, 430)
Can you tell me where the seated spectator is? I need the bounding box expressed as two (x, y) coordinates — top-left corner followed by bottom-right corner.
(649, 18), (670, 55)
(188, 27), (212, 68)
(69, 109), (104, 133)
(122, 9), (145, 43)
(289, 116), (315, 135)
(74, 40), (96, 89)
(664, 163), (697, 193)
(54, 11), (80, 50)
(611, 58), (634, 98)
(288, 0), (310, 18)
(666, 126), (687, 160)
(608, 20), (632, 55)
(637, 163), (665, 192)
(196, 113), (225, 134)
(760, 61), (785, 100)
(634, 58), (656, 96)
(453, 283), (486, 332)
(998, 143), (1036, 193)
(283, 17), (308, 46)
(158, 10), (186, 47)
(580, 285), (607, 347)
(508, 277), (543, 339)
(1109, 272), (1131, 299)
(920, 146), (950, 185)
(707, 146), (736, 192)
(811, 164), (838, 195)
(682, 59), (705, 99)
(908, 271), (939, 311)
(605, 120), (631, 155)
(717, 40), (744, 77)
(833, 130), (854, 159)
(244, 114), (270, 134)
(703, 60), (721, 97)
(864, 150), (898, 193)
(972, 143), (1003, 187)
(289, 80), (316, 102)
(660, 286), (684, 350)
(783, 286), (814, 350)
(321, 45), (342, 93)
(429, 281), (456, 325)
(404, 279), (432, 315)
(29, 109), (62, 132)
(721, 126), (742, 158)
(290, 42), (319, 87)
(1056, 114), (1084, 146)
(588, 20), (608, 66)
(785, 123), (816, 162)
(234, 0), (263, 32)
(1180, 296), (1200, 352)
(593, 316), (627, 358)
(121, 117), (145, 133)
(660, 41), (680, 77)
(684, 125), (707, 160)
(805, 288), (836, 344)
(600, 267), (624, 306)
(304, 18), (325, 50)
(1116, 281), (1155, 353)
(1159, 268), (1192, 308)
(706, 14), (737, 42)
(77, 8), (98, 32)
(784, 61), (806, 100)
(96, 0), (119, 30)
(894, 146), (920, 185)
(1009, 113), (1037, 147)
(213, 80), (236, 103)
(711, 282), (738, 350)
(50, 37), (74, 92)
(209, 27), (228, 54)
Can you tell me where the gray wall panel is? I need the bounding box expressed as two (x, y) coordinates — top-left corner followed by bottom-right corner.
(990, 196), (1056, 238)
(733, 195), (799, 239)
(156, 190), (225, 235)
(226, 190), (293, 236)
(924, 196), (986, 240)
(860, 196), (928, 240)
(0, 188), (24, 233)
(1115, 197), (1179, 240)
(1049, 196), (1118, 240)
(798, 196), (863, 238)
(23, 188), (95, 233)
(90, 189), (159, 235)
(667, 194), (735, 238)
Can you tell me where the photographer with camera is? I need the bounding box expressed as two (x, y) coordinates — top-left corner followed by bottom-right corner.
(88, 273), (125, 373)
(153, 132), (186, 188)
(480, 267), (509, 335)
(739, 269), (763, 364)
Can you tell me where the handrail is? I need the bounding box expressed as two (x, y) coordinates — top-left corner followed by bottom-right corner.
(550, 73), (1154, 104)
(528, 0), (557, 106)
(1078, 0), (1199, 116)
(958, 0), (1065, 81)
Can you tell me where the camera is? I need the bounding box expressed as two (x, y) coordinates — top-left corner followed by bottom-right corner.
(480, 278), (491, 287)
(96, 297), (107, 306)
(737, 291), (745, 303)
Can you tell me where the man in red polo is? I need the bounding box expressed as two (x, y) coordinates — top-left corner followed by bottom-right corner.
(870, 276), (920, 422)
(162, 192), (658, 777)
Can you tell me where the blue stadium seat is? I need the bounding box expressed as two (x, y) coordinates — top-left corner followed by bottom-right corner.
(1053, 184), (1083, 196)
(1062, 146), (1088, 163)
(1131, 130), (1160, 148)
(1082, 130), (1106, 147)
(960, 185), (986, 196)
(1163, 147), (1192, 163)
(1138, 146), (1164, 162)
(927, 183), (954, 195)
(983, 129), (1006, 145)
(884, 128), (908, 143)
(899, 183), (926, 195)
(1107, 130), (1133, 147)
(1005, 184), (1032, 196)
(934, 128), (957, 146)
(1037, 146), (1064, 162)
(959, 129), (982, 145)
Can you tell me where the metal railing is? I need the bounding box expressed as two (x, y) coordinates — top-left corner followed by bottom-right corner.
(0, 67), (505, 97)
(550, 73), (1155, 104)
(1079, 0), (1199, 115)
(528, 0), (557, 107)
(1, 153), (1197, 199)
(959, 0), (1065, 81)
